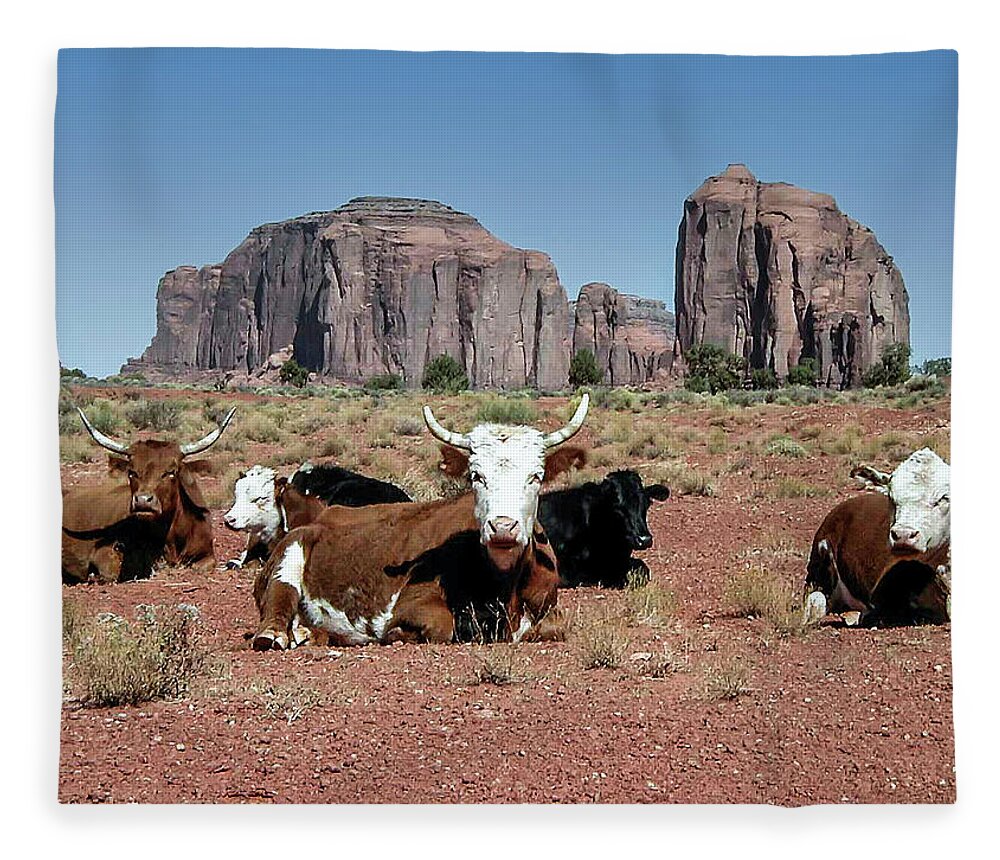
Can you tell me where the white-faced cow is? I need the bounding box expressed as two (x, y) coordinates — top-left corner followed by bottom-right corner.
(251, 395), (590, 650)
(538, 470), (670, 588)
(803, 448), (951, 627)
(222, 464), (409, 569)
(61, 406), (236, 583)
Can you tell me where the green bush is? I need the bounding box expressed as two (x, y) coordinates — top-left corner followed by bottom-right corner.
(863, 343), (912, 388)
(279, 359), (310, 388)
(60, 366), (86, 380)
(750, 368), (779, 390)
(921, 357), (951, 378)
(786, 357), (818, 387)
(568, 349), (603, 387)
(81, 400), (120, 435)
(125, 399), (182, 431)
(365, 373), (404, 392)
(684, 344), (746, 394)
(421, 354), (469, 393)
(476, 399), (538, 425)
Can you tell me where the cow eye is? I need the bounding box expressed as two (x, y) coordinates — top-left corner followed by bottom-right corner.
(934, 494), (949, 507)
(127, 470), (138, 481)
(470, 471), (485, 485)
(529, 473), (543, 484)
(162, 471), (176, 480)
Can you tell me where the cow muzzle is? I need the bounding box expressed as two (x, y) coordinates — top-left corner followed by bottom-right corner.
(487, 516), (522, 549)
(890, 525), (925, 554)
(631, 533), (653, 551)
(132, 494), (162, 518)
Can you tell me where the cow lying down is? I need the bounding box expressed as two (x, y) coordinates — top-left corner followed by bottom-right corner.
(538, 470), (670, 588)
(251, 395), (589, 650)
(804, 448), (950, 627)
(62, 406), (235, 583)
(223, 463), (410, 568)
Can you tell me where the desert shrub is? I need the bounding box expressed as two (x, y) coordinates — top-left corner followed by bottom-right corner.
(472, 645), (528, 686)
(475, 398), (538, 425)
(422, 354), (469, 393)
(80, 399), (120, 435)
(365, 373), (404, 392)
(65, 604), (205, 707)
(786, 357), (818, 387)
(921, 357), (951, 378)
(573, 609), (631, 670)
(568, 349), (604, 387)
(638, 644), (689, 678)
(125, 398), (182, 431)
(243, 414), (283, 443)
(279, 358), (310, 388)
(246, 679), (324, 725)
(625, 581), (677, 628)
(863, 343), (911, 388)
(724, 564), (806, 636)
(392, 414), (425, 436)
(750, 367), (779, 390)
(700, 658), (752, 701)
(773, 477), (826, 498)
(60, 366), (87, 380)
(766, 435), (808, 458)
(684, 344), (747, 394)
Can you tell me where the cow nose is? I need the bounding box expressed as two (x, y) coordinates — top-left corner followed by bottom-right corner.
(891, 525), (919, 545)
(489, 517), (520, 541)
(636, 534), (653, 550)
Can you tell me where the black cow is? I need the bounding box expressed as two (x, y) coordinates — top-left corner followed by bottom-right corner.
(538, 470), (670, 588)
(290, 462), (412, 505)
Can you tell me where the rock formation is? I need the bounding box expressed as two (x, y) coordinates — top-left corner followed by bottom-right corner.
(126, 198), (570, 390)
(674, 164), (909, 387)
(570, 283), (674, 385)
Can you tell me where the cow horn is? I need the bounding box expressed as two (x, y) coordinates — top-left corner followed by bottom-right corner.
(542, 393), (590, 449)
(77, 407), (129, 454)
(423, 405), (471, 451)
(180, 406), (237, 456)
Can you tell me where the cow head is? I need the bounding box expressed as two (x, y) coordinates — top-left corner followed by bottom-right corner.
(425, 394), (589, 572)
(224, 465), (284, 542)
(78, 406), (236, 523)
(601, 471), (670, 550)
(852, 448), (950, 556)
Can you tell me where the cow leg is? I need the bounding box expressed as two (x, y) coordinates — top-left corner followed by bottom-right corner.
(384, 581), (455, 644)
(252, 540), (307, 651)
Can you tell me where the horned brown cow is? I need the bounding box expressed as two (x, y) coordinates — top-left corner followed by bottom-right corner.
(251, 396), (589, 650)
(61, 407), (235, 583)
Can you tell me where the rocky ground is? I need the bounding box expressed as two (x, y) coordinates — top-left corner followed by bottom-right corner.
(58, 387), (953, 804)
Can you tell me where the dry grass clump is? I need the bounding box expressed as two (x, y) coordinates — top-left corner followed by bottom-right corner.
(392, 414), (425, 437)
(638, 463), (716, 498)
(724, 563), (807, 636)
(572, 607), (631, 670)
(243, 414), (283, 444)
(821, 424), (864, 456)
(64, 603), (205, 707)
(124, 398), (182, 431)
(772, 477), (827, 499)
(471, 645), (530, 686)
(60, 435), (99, 463)
(625, 581), (677, 628)
(700, 657), (752, 700)
(637, 644), (689, 678)
(245, 678), (325, 724)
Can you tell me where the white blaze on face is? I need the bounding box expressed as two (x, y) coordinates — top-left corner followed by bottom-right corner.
(465, 424), (547, 567)
(887, 449), (950, 554)
(223, 465), (282, 541)
(857, 448), (950, 555)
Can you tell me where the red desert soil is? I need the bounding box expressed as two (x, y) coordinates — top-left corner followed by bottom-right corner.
(59, 394), (954, 805)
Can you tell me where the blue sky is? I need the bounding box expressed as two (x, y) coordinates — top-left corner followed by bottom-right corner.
(55, 49), (957, 377)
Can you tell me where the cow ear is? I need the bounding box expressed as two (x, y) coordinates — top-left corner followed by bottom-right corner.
(543, 445), (587, 483)
(107, 454), (129, 474)
(645, 484), (671, 502)
(178, 464), (209, 512)
(439, 445), (470, 478)
(183, 458), (214, 476)
(851, 464), (891, 493)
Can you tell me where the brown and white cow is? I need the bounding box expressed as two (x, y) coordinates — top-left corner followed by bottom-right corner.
(803, 448), (951, 627)
(61, 406), (236, 582)
(251, 395), (589, 650)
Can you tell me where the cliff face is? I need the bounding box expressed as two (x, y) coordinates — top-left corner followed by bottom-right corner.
(128, 198), (570, 390)
(571, 283), (675, 385)
(674, 165), (909, 387)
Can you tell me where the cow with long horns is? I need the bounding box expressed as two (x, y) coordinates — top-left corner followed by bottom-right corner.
(251, 395), (589, 650)
(61, 406), (236, 583)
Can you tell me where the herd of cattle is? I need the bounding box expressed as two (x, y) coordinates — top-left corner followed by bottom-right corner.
(61, 394), (952, 648)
